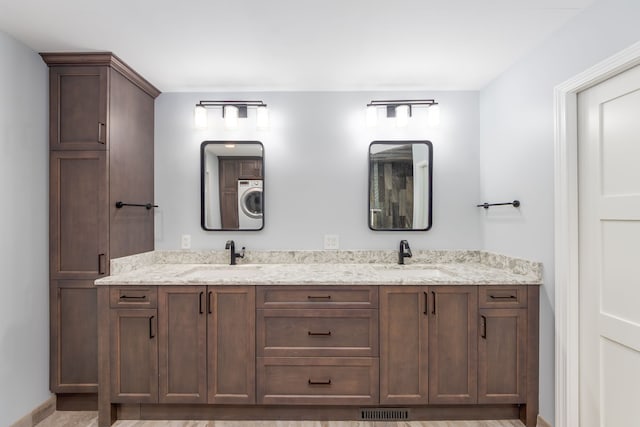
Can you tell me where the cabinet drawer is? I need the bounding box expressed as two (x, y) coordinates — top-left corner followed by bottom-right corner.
(257, 286), (377, 308)
(110, 287), (157, 308)
(479, 286), (527, 308)
(257, 357), (379, 405)
(257, 309), (378, 357)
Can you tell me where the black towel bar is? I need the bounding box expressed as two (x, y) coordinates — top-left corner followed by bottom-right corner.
(476, 200), (520, 209)
(115, 201), (158, 210)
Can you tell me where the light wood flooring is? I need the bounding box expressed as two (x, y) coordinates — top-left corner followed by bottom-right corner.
(35, 412), (527, 427)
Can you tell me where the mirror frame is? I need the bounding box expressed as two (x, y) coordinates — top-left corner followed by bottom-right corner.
(200, 140), (265, 231)
(368, 140), (433, 231)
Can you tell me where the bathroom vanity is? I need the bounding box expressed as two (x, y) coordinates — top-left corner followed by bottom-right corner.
(95, 250), (540, 427)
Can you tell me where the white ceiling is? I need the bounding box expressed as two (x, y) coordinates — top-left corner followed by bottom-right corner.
(0, 0), (595, 92)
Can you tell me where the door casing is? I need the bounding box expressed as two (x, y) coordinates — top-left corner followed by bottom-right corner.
(554, 40), (640, 427)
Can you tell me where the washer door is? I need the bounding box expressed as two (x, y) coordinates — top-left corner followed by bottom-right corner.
(240, 187), (263, 219)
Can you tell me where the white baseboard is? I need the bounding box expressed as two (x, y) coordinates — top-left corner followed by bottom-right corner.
(538, 414), (553, 427)
(10, 395), (56, 427)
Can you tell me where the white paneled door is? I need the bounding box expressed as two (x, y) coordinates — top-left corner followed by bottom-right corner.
(578, 64), (640, 427)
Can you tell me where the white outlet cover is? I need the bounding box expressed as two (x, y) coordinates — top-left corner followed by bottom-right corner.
(181, 234), (191, 249)
(324, 234), (339, 250)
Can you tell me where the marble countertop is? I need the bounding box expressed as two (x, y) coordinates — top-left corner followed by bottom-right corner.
(95, 250), (542, 286)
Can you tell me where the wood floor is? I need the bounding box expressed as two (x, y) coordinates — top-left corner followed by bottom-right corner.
(35, 412), (526, 427)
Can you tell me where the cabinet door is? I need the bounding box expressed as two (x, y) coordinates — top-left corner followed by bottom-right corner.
(108, 68), (155, 259)
(478, 308), (527, 404)
(428, 286), (478, 404)
(208, 286), (255, 404)
(158, 286), (207, 403)
(50, 280), (98, 393)
(379, 286), (428, 404)
(239, 158), (262, 178)
(110, 308), (158, 403)
(49, 66), (108, 150)
(50, 151), (108, 279)
(218, 159), (239, 229)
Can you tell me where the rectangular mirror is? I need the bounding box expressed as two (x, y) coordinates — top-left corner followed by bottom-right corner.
(201, 141), (264, 231)
(369, 140), (432, 231)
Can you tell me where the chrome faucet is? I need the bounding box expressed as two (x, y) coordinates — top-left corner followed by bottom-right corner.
(225, 240), (245, 265)
(398, 240), (412, 265)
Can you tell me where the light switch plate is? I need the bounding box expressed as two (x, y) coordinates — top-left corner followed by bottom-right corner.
(324, 234), (339, 250)
(181, 234), (191, 249)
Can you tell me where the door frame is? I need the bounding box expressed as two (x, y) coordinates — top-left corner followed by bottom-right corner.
(554, 40), (640, 427)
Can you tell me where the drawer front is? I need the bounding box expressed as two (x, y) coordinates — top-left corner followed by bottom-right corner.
(257, 309), (378, 357)
(110, 287), (157, 308)
(257, 357), (379, 405)
(479, 286), (527, 308)
(257, 286), (378, 308)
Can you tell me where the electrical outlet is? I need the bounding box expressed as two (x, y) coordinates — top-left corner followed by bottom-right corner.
(181, 234), (191, 249)
(324, 234), (339, 250)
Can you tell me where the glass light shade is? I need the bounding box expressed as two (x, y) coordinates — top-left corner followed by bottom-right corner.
(427, 104), (440, 127)
(224, 105), (239, 129)
(194, 105), (207, 129)
(366, 105), (378, 127)
(395, 105), (410, 127)
(256, 106), (269, 129)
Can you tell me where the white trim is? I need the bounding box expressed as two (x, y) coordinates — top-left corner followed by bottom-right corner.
(554, 40), (640, 427)
(538, 414), (554, 427)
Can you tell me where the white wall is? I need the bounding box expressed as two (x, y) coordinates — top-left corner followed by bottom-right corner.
(0, 31), (49, 426)
(155, 91), (481, 251)
(479, 0), (640, 422)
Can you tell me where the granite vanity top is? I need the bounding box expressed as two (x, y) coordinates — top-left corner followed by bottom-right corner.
(95, 250), (542, 286)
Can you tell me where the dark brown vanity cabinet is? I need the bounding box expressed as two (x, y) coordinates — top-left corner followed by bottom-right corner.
(478, 286), (530, 404)
(428, 286), (478, 404)
(50, 280), (99, 392)
(109, 288), (158, 403)
(48, 65), (108, 150)
(256, 286), (379, 405)
(379, 286), (477, 405)
(381, 285), (538, 427)
(43, 52), (160, 396)
(110, 307), (158, 403)
(157, 286), (256, 405)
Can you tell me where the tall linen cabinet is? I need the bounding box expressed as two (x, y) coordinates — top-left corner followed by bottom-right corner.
(42, 52), (160, 406)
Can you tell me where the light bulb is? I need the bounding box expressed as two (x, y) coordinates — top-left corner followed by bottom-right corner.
(256, 106), (269, 129)
(224, 105), (239, 129)
(395, 105), (409, 127)
(194, 105), (207, 129)
(427, 104), (440, 127)
(366, 105), (378, 127)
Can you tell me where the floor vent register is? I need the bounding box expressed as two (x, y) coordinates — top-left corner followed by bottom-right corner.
(360, 408), (410, 421)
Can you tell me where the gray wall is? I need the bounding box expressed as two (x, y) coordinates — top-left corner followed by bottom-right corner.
(155, 91), (481, 251)
(0, 31), (49, 426)
(479, 0), (640, 421)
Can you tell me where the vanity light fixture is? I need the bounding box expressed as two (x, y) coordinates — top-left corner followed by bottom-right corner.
(366, 105), (378, 127)
(395, 104), (410, 127)
(194, 100), (268, 130)
(256, 105), (269, 129)
(194, 105), (208, 129)
(366, 99), (439, 127)
(224, 105), (239, 129)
